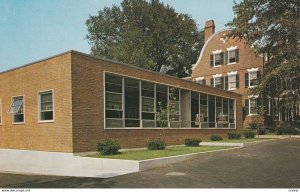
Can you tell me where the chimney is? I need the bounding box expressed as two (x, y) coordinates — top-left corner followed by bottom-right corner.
(204, 20), (215, 42)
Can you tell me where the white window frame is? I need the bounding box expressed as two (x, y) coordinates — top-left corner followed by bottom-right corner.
(195, 77), (205, 85)
(248, 95), (259, 116)
(247, 68), (259, 88)
(213, 74), (222, 88)
(10, 95), (25, 124)
(227, 46), (238, 65)
(212, 50), (222, 67)
(38, 90), (55, 123)
(227, 71), (238, 90)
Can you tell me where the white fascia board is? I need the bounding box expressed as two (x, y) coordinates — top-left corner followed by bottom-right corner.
(212, 49), (222, 54)
(213, 74), (222, 78)
(195, 77), (204, 81)
(227, 71), (238, 76)
(247, 68), (259, 72)
(227, 46), (238, 51)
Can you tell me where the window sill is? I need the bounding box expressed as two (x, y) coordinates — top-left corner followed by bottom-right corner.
(213, 65), (221, 68)
(12, 122), (25, 125)
(248, 85), (256, 88)
(247, 114), (258, 116)
(228, 88), (237, 91)
(227, 62), (237, 65)
(39, 120), (55, 124)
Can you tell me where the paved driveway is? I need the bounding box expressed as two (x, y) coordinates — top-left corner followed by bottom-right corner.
(1, 138), (300, 188)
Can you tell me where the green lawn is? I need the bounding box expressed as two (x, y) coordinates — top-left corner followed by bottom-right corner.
(209, 138), (272, 143)
(90, 146), (233, 160)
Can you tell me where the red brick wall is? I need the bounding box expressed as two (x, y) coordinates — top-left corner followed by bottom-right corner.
(71, 51), (243, 152)
(0, 53), (73, 152)
(192, 29), (264, 128)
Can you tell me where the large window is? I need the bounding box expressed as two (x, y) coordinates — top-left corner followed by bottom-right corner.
(9, 96), (24, 124)
(39, 91), (54, 122)
(104, 72), (236, 129)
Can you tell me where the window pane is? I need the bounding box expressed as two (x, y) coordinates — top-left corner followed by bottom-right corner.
(106, 110), (122, 118)
(141, 81), (154, 97)
(229, 75), (236, 89)
(142, 112), (155, 120)
(142, 97), (154, 112)
(41, 93), (52, 103)
(208, 95), (216, 128)
(41, 111), (53, 121)
(229, 99), (235, 124)
(13, 114), (24, 123)
(191, 92), (199, 127)
(10, 97), (23, 114)
(228, 50), (236, 63)
(125, 78), (139, 120)
(214, 53), (221, 66)
(125, 119), (140, 127)
(105, 92), (122, 110)
(156, 84), (168, 120)
(105, 73), (122, 93)
(200, 94), (208, 123)
(142, 120), (155, 128)
(249, 72), (257, 86)
(106, 119), (123, 128)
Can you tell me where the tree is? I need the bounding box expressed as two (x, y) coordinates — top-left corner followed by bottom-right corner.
(86, 0), (204, 78)
(227, 0), (300, 124)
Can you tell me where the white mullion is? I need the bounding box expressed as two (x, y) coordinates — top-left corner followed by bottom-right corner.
(139, 80), (142, 128)
(154, 84), (157, 128)
(122, 77), (125, 128)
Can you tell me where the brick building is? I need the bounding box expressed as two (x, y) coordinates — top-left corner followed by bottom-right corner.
(0, 51), (242, 153)
(192, 20), (288, 127)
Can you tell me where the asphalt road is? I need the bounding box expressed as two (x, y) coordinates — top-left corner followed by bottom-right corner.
(1, 138), (300, 188)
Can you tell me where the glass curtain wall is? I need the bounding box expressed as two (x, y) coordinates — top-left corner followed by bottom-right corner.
(105, 72), (236, 129)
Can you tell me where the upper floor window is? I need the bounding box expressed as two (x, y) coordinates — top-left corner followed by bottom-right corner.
(245, 68), (261, 88)
(226, 46), (239, 64)
(225, 71), (239, 90)
(9, 96), (24, 124)
(210, 50), (224, 67)
(39, 90), (54, 122)
(211, 74), (224, 89)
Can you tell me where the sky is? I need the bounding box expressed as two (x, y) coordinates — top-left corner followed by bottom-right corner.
(0, 0), (239, 72)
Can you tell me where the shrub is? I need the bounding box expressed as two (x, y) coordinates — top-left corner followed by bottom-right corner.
(210, 135), (223, 141)
(243, 130), (255, 138)
(97, 139), (121, 155)
(276, 127), (300, 135)
(258, 128), (266, 135)
(184, 138), (202, 146)
(228, 132), (241, 140)
(147, 138), (166, 150)
(266, 127), (276, 133)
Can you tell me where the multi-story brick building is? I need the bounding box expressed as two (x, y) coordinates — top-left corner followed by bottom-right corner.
(0, 50), (242, 153)
(192, 20), (286, 127)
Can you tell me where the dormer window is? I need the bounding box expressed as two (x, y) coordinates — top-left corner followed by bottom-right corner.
(210, 50), (224, 67)
(226, 46), (239, 64)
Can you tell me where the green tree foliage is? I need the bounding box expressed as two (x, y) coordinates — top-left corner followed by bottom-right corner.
(227, 0), (300, 122)
(86, 0), (204, 77)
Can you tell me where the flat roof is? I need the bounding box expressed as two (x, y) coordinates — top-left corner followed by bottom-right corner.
(0, 50), (241, 97)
